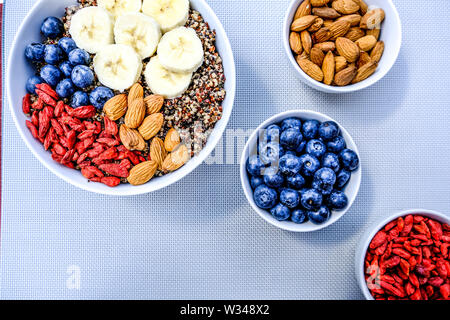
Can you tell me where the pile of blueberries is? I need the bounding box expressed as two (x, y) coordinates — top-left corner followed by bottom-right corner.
(24, 16), (114, 109)
(246, 117), (359, 225)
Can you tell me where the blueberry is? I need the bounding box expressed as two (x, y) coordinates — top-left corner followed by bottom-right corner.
(280, 128), (303, 150)
(56, 79), (75, 98)
(68, 48), (91, 66)
(24, 43), (45, 62)
(328, 190), (348, 210)
(263, 124), (281, 143)
(59, 61), (73, 78)
(307, 206), (331, 224)
(279, 154), (301, 176)
(254, 185), (278, 210)
(312, 168), (336, 195)
(336, 169), (351, 189)
(327, 136), (346, 153)
(281, 117), (302, 131)
(44, 45), (64, 65)
(302, 120), (320, 140)
(40, 64), (62, 87)
(71, 65), (94, 89)
(306, 139), (326, 158)
(270, 203), (291, 221)
(285, 151), (296, 156)
(41, 17), (64, 39)
(89, 86), (114, 109)
(71, 91), (90, 108)
(280, 188), (300, 209)
(58, 37), (77, 54)
(286, 173), (306, 190)
(340, 149), (359, 171)
(246, 155), (266, 176)
(299, 154), (320, 177)
(259, 142), (284, 164)
(26, 75), (45, 94)
(318, 121), (339, 141)
(295, 140), (307, 153)
(300, 188), (323, 211)
(291, 209), (308, 224)
(322, 152), (340, 173)
(263, 166), (285, 188)
(250, 176), (264, 190)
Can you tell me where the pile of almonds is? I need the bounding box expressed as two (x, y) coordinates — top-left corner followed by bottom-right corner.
(103, 83), (189, 186)
(289, 0), (385, 86)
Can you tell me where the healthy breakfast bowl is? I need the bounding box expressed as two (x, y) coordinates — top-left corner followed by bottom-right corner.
(7, 0), (236, 196)
(283, 0), (402, 93)
(240, 110), (362, 232)
(355, 209), (450, 300)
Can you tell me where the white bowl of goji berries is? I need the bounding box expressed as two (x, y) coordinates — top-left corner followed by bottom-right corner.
(7, 0), (236, 195)
(355, 209), (450, 300)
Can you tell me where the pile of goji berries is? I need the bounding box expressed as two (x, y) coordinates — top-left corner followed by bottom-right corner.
(365, 214), (450, 300)
(22, 84), (146, 187)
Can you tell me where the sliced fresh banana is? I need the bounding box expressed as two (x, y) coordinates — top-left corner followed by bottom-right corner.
(69, 7), (114, 54)
(142, 0), (189, 33)
(94, 44), (143, 91)
(144, 56), (192, 99)
(114, 13), (161, 59)
(97, 0), (142, 19)
(157, 27), (204, 73)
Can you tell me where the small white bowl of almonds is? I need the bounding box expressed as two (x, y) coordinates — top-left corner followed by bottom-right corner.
(283, 0), (401, 93)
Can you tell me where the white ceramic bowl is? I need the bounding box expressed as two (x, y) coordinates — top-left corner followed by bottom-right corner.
(283, 0), (402, 93)
(7, 0), (236, 196)
(355, 209), (450, 300)
(240, 110), (362, 232)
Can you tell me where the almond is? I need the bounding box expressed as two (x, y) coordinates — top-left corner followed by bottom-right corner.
(335, 56), (348, 72)
(355, 35), (377, 51)
(352, 60), (377, 83)
(144, 95), (164, 115)
(345, 27), (365, 41)
(336, 13), (361, 26)
(162, 144), (190, 172)
(366, 28), (380, 40)
(312, 27), (332, 43)
(355, 0), (368, 15)
(311, 0), (330, 6)
(300, 31), (312, 54)
(127, 161), (158, 186)
(360, 8), (385, 29)
(313, 41), (336, 52)
(322, 51), (335, 85)
(164, 128), (181, 152)
(334, 64), (357, 86)
(357, 51), (371, 68)
(294, 0), (311, 19)
(297, 58), (324, 82)
(103, 94), (128, 121)
(125, 98), (146, 128)
(323, 19), (334, 28)
(312, 7), (341, 19)
(310, 47), (325, 66)
(138, 113), (164, 140)
(370, 41), (384, 63)
(335, 37), (360, 62)
(119, 125), (146, 151)
(289, 32), (303, 54)
(296, 52), (309, 61)
(332, 0), (360, 15)
(291, 15), (318, 32)
(128, 83), (144, 106)
(308, 17), (324, 32)
(329, 20), (351, 40)
(150, 137), (167, 169)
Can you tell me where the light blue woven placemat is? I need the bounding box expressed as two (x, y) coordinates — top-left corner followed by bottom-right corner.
(2, 0), (450, 300)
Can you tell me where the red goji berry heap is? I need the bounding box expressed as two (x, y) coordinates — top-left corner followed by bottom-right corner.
(365, 214), (450, 300)
(22, 84), (147, 187)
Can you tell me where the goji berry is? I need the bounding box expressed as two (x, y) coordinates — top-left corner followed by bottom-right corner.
(32, 98), (44, 110)
(100, 176), (121, 187)
(104, 116), (118, 136)
(99, 163), (129, 178)
(35, 88), (57, 106)
(370, 231), (387, 249)
(35, 83), (58, 99)
(22, 94), (31, 114)
(70, 105), (96, 119)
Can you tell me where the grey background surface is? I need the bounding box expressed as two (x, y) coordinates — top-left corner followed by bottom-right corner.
(1, 0), (450, 299)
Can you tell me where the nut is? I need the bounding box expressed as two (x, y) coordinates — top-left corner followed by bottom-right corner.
(144, 95), (164, 115)
(312, 27), (332, 43)
(150, 137), (167, 169)
(336, 37), (360, 62)
(291, 15), (318, 32)
(345, 27), (365, 41)
(332, 0), (360, 15)
(313, 41), (336, 52)
(335, 55), (348, 73)
(127, 161), (158, 186)
(138, 113), (164, 140)
(119, 124), (146, 151)
(103, 94), (128, 121)
(366, 28), (380, 40)
(312, 7), (341, 19)
(124, 98), (146, 128)
(336, 13), (362, 26)
(334, 64), (357, 86)
(297, 58), (324, 81)
(300, 30), (312, 54)
(329, 20), (351, 40)
(128, 83), (144, 106)
(308, 17), (324, 32)
(355, 0), (368, 15)
(352, 60), (377, 83)
(164, 128), (181, 152)
(322, 51), (335, 85)
(355, 35), (377, 51)
(162, 144), (190, 172)
(360, 8), (385, 29)
(310, 47), (325, 66)
(289, 32), (303, 54)
(357, 50), (371, 68)
(294, 0), (312, 19)
(370, 41), (385, 63)
(311, 0), (331, 6)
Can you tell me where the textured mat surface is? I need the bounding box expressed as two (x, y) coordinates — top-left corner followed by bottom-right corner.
(1, 0), (450, 299)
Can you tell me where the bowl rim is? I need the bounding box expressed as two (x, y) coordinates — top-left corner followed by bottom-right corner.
(355, 208), (450, 300)
(282, 0), (402, 93)
(7, 0), (236, 196)
(240, 109), (362, 232)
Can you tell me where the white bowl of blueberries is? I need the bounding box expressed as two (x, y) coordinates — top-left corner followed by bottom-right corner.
(240, 110), (362, 232)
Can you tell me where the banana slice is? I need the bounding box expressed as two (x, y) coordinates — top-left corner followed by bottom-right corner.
(142, 0), (189, 33)
(97, 0), (142, 19)
(69, 7), (114, 54)
(94, 44), (143, 91)
(144, 56), (192, 99)
(157, 27), (204, 73)
(114, 13), (161, 59)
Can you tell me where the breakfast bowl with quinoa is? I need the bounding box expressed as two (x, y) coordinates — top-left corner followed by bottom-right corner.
(7, 0), (236, 195)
